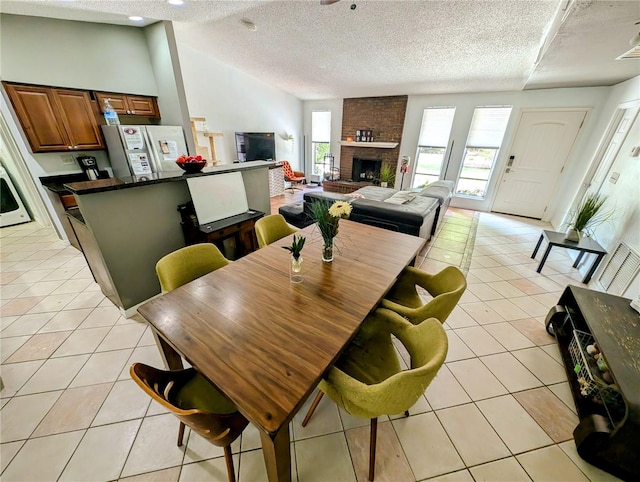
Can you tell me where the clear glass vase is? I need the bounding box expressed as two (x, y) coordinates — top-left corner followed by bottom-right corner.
(322, 239), (334, 263)
(290, 255), (303, 283)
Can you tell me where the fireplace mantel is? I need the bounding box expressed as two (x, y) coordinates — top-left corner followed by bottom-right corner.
(339, 141), (398, 148)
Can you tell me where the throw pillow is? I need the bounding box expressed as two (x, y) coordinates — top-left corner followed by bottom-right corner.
(383, 191), (417, 204)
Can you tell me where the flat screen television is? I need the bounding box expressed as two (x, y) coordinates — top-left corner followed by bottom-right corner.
(235, 132), (276, 162)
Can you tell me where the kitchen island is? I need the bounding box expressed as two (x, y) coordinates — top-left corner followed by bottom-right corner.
(40, 171), (111, 251)
(65, 161), (271, 314)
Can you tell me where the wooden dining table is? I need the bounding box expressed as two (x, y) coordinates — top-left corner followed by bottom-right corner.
(137, 219), (425, 481)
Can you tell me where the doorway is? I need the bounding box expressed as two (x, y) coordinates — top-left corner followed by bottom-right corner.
(0, 110), (54, 229)
(492, 109), (587, 219)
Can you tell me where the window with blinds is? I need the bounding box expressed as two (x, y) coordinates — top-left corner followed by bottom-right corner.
(412, 107), (456, 188)
(456, 106), (512, 198)
(311, 111), (331, 177)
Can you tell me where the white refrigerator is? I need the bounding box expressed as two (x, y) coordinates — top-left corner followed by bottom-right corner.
(102, 125), (189, 178)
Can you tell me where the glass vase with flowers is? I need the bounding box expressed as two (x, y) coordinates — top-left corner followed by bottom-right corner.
(308, 199), (352, 262)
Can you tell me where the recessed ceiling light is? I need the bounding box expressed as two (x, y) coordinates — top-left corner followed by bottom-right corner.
(129, 16), (144, 22)
(168, 0), (184, 5)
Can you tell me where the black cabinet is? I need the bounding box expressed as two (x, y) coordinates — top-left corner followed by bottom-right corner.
(178, 202), (263, 260)
(546, 286), (640, 480)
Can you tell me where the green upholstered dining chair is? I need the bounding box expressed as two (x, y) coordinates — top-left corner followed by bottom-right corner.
(380, 265), (467, 325)
(156, 243), (230, 293)
(130, 363), (248, 482)
(301, 308), (448, 481)
(254, 213), (298, 248)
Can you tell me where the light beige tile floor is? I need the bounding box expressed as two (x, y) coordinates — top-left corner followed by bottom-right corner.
(0, 209), (625, 481)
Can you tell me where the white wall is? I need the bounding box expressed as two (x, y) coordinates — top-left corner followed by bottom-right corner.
(176, 44), (303, 168)
(402, 87), (610, 220)
(0, 14), (161, 176)
(552, 76), (640, 229)
(1, 15), (195, 176)
(305, 88), (612, 222)
(583, 77), (640, 298)
(0, 14), (157, 95)
(592, 112), (640, 251)
(144, 21), (195, 155)
(302, 80), (640, 297)
(303, 100), (343, 176)
(0, 14), (192, 242)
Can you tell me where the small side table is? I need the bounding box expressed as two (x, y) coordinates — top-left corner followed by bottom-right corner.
(531, 230), (607, 284)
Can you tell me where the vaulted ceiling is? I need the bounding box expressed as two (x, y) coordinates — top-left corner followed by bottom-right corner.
(1, 0), (638, 100)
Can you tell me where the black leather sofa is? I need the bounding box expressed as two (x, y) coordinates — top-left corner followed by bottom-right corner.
(279, 181), (454, 240)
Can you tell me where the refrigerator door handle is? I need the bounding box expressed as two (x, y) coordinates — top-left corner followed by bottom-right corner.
(141, 127), (160, 174)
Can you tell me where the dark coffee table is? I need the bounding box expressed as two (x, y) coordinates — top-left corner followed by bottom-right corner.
(531, 230), (607, 284)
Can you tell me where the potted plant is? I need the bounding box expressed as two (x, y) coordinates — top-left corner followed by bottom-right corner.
(565, 192), (612, 242)
(283, 234), (306, 283)
(378, 164), (395, 188)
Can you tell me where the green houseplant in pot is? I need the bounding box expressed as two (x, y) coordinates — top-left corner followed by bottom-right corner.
(565, 192), (611, 242)
(378, 163), (396, 188)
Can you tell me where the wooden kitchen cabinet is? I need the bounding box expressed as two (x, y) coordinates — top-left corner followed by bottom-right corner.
(54, 89), (105, 150)
(3, 82), (104, 152)
(95, 91), (160, 117)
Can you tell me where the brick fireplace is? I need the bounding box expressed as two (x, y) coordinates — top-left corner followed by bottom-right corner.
(352, 157), (382, 182)
(340, 95), (408, 186)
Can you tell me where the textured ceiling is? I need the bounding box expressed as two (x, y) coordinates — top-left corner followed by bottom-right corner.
(1, 0), (639, 100)
(526, 0), (640, 89)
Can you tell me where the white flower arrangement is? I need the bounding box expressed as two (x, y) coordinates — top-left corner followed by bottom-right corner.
(309, 199), (352, 244)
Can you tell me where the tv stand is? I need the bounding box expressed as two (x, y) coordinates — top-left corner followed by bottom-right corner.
(545, 285), (640, 480)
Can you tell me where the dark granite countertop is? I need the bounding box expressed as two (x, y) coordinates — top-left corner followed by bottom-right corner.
(40, 171), (109, 194)
(64, 161), (272, 195)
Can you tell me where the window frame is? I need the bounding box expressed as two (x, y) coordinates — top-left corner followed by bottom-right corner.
(311, 141), (331, 176)
(412, 145), (449, 188)
(454, 106), (512, 199)
(311, 111), (331, 177)
(412, 107), (456, 188)
(455, 146), (501, 199)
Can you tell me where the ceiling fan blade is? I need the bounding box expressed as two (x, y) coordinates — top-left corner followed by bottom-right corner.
(320, 0), (341, 5)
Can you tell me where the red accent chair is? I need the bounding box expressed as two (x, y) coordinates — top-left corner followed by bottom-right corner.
(280, 160), (306, 192)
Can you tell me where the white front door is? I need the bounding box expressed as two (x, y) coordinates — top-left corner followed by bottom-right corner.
(492, 110), (587, 219)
